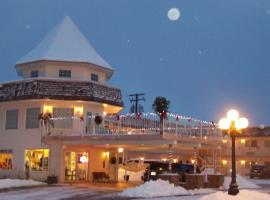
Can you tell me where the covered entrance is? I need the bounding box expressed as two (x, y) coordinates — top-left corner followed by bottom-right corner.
(65, 151), (89, 181)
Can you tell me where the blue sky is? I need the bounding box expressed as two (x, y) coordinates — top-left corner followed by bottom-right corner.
(0, 0), (270, 125)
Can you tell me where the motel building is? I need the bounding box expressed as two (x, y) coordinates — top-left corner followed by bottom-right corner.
(0, 16), (222, 183)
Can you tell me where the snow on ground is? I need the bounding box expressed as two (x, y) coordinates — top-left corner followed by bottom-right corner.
(0, 179), (46, 190)
(119, 179), (190, 198)
(223, 175), (260, 190)
(248, 178), (270, 185)
(0, 186), (99, 200)
(189, 188), (216, 195)
(199, 190), (270, 200)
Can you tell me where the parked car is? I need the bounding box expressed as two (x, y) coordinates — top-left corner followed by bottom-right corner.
(250, 164), (270, 179)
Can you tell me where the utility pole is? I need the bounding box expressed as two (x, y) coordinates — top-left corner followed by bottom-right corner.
(129, 93), (145, 114)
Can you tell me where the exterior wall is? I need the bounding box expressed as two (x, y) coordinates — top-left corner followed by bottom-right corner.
(19, 62), (46, 78)
(16, 61), (108, 84)
(220, 136), (270, 176)
(0, 99), (107, 181)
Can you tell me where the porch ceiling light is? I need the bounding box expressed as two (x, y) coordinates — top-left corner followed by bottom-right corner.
(80, 155), (88, 163)
(118, 147), (124, 153)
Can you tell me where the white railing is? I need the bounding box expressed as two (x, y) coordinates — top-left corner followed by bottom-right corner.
(43, 113), (222, 141)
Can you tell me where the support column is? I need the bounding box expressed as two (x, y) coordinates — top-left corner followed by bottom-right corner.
(193, 147), (198, 174)
(168, 144), (173, 173)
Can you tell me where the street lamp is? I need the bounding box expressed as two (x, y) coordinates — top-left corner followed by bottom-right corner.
(219, 109), (248, 196)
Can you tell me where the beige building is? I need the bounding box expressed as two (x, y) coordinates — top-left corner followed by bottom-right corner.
(0, 16), (123, 182)
(0, 16), (222, 183)
(220, 127), (270, 176)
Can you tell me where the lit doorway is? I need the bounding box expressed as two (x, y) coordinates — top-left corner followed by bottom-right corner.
(65, 151), (88, 181)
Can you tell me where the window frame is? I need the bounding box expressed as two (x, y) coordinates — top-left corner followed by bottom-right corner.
(5, 109), (19, 130)
(26, 108), (40, 129)
(91, 73), (99, 82)
(53, 108), (74, 129)
(59, 70), (71, 78)
(30, 70), (39, 78)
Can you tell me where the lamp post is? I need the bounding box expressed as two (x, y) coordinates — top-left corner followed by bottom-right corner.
(219, 109), (248, 196)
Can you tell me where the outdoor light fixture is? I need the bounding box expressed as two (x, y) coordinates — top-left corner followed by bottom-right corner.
(74, 106), (83, 116)
(140, 157), (144, 161)
(191, 159), (195, 164)
(240, 139), (245, 144)
(222, 160), (227, 165)
(103, 111), (107, 116)
(118, 147), (124, 153)
(103, 152), (109, 158)
(43, 105), (53, 114)
(79, 155), (88, 163)
(240, 160), (246, 166)
(219, 109), (248, 196)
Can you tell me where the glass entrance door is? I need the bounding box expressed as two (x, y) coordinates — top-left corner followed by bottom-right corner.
(65, 151), (88, 181)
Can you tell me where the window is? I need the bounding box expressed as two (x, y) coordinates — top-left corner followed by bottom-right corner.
(26, 108), (40, 129)
(30, 70), (39, 78)
(91, 73), (99, 82)
(0, 150), (13, 170)
(5, 109), (18, 129)
(251, 140), (258, 148)
(53, 108), (73, 129)
(265, 140), (270, 148)
(245, 140), (258, 148)
(59, 70), (71, 78)
(25, 149), (49, 171)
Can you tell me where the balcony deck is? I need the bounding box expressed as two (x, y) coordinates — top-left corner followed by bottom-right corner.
(42, 114), (222, 147)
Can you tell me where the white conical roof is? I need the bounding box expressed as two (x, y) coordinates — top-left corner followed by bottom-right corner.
(16, 16), (112, 70)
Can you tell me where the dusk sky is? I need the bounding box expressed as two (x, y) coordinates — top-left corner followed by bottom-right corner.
(0, 0), (270, 125)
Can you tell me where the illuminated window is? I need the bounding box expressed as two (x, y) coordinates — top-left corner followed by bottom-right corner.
(26, 108), (40, 129)
(53, 108), (73, 129)
(25, 149), (49, 171)
(0, 150), (13, 170)
(5, 109), (18, 129)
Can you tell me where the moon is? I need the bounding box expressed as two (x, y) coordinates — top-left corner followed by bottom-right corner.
(168, 8), (181, 21)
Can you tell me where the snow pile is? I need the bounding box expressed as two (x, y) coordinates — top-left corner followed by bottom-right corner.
(199, 190), (270, 200)
(223, 175), (260, 189)
(0, 179), (46, 189)
(119, 179), (189, 198)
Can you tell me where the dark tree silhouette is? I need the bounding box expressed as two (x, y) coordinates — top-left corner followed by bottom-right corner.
(152, 96), (170, 135)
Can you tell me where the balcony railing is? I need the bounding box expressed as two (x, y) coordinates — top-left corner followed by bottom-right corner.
(42, 113), (222, 142)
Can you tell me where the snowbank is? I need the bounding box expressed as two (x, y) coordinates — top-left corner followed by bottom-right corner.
(119, 179), (189, 198)
(223, 175), (260, 190)
(0, 179), (46, 189)
(199, 190), (270, 200)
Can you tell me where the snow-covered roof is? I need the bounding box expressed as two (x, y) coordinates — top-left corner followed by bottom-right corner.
(16, 16), (112, 70)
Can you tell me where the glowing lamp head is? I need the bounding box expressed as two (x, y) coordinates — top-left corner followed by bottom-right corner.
(227, 109), (239, 121)
(235, 117), (249, 130)
(219, 118), (231, 130)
